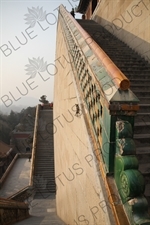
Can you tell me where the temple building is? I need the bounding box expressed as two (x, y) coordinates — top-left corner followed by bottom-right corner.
(0, 141), (15, 179)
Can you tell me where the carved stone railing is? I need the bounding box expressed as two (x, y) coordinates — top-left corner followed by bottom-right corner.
(115, 121), (150, 224)
(8, 186), (34, 202)
(0, 198), (29, 225)
(58, 5), (150, 225)
(59, 5), (139, 172)
(29, 104), (40, 187)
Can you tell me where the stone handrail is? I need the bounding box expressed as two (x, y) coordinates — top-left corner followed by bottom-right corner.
(7, 185), (34, 202)
(0, 197), (29, 224)
(0, 197), (28, 209)
(29, 104), (40, 186)
(58, 5), (141, 225)
(59, 5), (130, 91)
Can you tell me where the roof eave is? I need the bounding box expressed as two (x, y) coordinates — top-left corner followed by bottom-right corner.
(76, 0), (91, 14)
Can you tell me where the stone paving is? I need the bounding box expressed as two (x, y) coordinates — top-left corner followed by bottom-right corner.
(0, 158), (66, 225)
(0, 158), (30, 198)
(14, 194), (66, 225)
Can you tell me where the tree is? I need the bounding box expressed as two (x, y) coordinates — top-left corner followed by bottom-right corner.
(7, 110), (20, 129)
(0, 120), (12, 144)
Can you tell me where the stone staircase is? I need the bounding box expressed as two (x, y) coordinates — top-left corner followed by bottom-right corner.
(34, 109), (55, 196)
(14, 109), (66, 224)
(77, 19), (150, 210)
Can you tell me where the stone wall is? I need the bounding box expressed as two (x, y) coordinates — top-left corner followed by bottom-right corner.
(92, 0), (150, 62)
(54, 20), (116, 225)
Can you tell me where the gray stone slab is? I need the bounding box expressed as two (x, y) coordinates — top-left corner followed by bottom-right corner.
(14, 195), (66, 225)
(0, 158), (30, 198)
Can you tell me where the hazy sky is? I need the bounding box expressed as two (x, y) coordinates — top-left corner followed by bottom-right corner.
(0, 0), (81, 110)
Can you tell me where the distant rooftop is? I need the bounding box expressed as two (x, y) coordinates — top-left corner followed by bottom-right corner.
(0, 141), (11, 157)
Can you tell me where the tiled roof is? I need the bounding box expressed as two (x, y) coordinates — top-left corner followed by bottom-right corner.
(0, 141), (11, 157)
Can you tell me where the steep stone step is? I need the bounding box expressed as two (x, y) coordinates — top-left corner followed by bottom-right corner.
(130, 79), (150, 85)
(131, 90), (150, 97)
(35, 169), (54, 171)
(34, 109), (56, 195)
(77, 19), (150, 212)
(131, 84), (150, 88)
(138, 104), (150, 113)
(136, 146), (150, 154)
(134, 121), (150, 135)
(137, 97), (150, 104)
